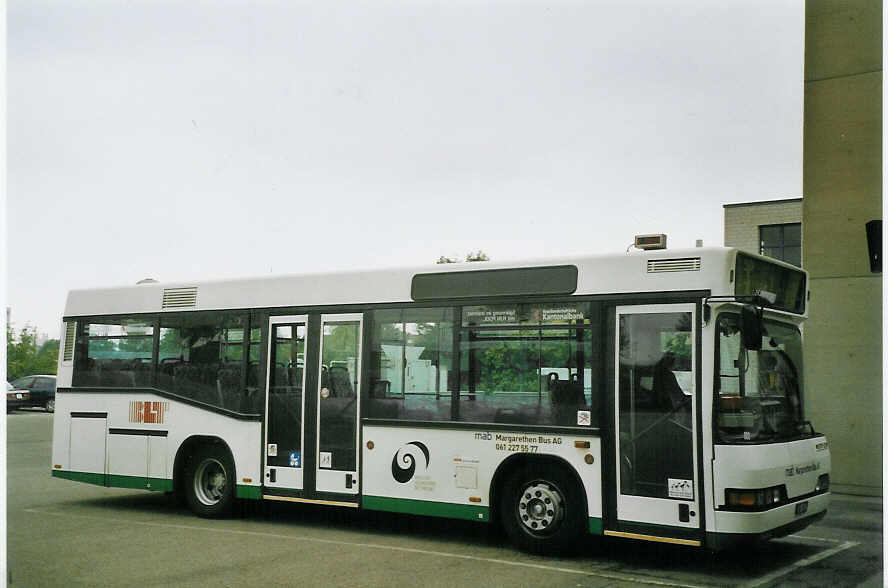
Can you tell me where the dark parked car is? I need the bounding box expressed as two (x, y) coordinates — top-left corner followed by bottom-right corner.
(6, 382), (30, 413)
(8, 375), (56, 412)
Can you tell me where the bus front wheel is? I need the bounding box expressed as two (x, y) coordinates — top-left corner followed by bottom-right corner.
(500, 464), (585, 555)
(184, 445), (235, 518)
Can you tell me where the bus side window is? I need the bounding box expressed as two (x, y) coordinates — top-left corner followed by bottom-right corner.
(458, 324), (596, 427)
(365, 307), (453, 421)
(73, 320), (153, 388)
(156, 312), (248, 412)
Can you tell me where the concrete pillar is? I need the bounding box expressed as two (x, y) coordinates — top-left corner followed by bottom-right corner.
(803, 0), (882, 495)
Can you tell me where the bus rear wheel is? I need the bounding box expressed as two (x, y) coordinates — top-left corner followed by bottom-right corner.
(184, 445), (235, 518)
(500, 464), (585, 555)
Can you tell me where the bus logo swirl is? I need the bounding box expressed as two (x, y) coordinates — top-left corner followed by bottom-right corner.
(391, 441), (430, 483)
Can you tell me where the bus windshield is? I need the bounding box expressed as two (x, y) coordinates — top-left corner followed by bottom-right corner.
(715, 313), (804, 443)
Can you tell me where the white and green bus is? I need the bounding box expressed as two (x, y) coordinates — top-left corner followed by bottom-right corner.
(51, 245), (830, 554)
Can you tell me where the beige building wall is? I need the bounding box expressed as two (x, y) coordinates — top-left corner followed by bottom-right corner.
(803, 0), (882, 495)
(724, 199), (803, 256)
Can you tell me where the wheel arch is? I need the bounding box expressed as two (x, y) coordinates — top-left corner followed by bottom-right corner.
(172, 435), (236, 494)
(489, 453), (589, 525)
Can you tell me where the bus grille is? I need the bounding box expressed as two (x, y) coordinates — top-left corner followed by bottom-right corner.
(63, 321), (76, 361)
(162, 287), (198, 309)
(646, 257), (702, 273)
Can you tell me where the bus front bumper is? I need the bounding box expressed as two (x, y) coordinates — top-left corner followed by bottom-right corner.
(707, 491), (829, 550)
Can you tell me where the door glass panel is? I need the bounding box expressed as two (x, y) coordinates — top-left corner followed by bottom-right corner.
(318, 321), (360, 472)
(619, 312), (693, 499)
(267, 324), (306, 468)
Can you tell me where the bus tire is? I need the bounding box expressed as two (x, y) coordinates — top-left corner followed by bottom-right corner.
(184, 445), (235, 518)
(500, 463), (585, 555)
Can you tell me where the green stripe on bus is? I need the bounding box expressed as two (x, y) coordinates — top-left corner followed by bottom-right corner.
(52, 470), (105, 486)
(589, 517), (603, 534)
(237, 485), (262, 500)
(108, 475), (173, 492)
(52, 470), (172, 492)
(362, 495), (489, 522)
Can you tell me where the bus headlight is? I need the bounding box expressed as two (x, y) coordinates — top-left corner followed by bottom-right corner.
(725, 485), (787, 509)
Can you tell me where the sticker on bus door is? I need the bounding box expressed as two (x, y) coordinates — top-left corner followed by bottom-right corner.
(668, 478), (694, 500)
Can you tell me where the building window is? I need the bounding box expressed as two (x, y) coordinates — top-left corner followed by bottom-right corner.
(760, 223), (801, 267)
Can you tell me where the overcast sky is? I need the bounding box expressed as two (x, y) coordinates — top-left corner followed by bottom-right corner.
(7, 0), (803, 339)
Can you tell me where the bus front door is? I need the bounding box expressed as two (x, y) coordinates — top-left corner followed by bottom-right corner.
(609, 304), (701, 543)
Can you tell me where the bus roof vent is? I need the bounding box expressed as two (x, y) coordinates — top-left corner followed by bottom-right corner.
(646, 257), (702, 273)
(162, 286), (198, 309)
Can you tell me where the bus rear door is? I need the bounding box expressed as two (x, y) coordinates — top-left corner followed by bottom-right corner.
(264, 313), (363, 503)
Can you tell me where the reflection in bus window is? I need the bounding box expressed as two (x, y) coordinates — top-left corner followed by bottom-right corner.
(366, 308), (453, 421)
(458, 327), (596, 427)
(73, 319), (154, 388)
(155, 313), (248, 412)
(267, 323), (305, 468)
(318, 321), (360, 471)
(618, 312), (693, 500)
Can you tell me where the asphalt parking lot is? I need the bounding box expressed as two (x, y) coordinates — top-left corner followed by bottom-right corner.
(6, 411), (884, 587)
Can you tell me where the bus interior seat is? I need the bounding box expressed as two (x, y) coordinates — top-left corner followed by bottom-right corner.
(287, 365), (302, 391)
(548, 372), (585, 407)
(246, 362), (259, 386)
(320, 366), (330, 393)
(134, 361), (152, 386)
(328, 366), (354, 397)
(368, 398), (400, 419)
(217, 365), (241, 411)
(274, 364), (289, 390)
(370, 379), (391, 398)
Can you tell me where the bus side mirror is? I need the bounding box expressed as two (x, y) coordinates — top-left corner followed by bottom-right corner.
(741, 305), (762, 351)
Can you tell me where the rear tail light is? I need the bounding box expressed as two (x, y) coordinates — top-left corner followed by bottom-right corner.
(726, 485), (787, 509)
(816, 474), (830, 492)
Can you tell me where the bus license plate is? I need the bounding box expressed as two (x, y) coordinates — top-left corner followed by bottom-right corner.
(795, 501), (808, 516)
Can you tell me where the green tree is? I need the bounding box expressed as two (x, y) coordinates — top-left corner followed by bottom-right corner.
(465, 250), (490, 262)
(7, 325), (60, 381)
(435, 250), (490, 264)
(322, 323), (360, 366)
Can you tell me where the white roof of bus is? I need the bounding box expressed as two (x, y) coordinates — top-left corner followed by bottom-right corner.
(63, 247), (775, 317)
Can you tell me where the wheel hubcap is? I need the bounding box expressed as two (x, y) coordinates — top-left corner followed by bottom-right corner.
(194, 459), (227, 506)
(518, 481), (564, 534)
